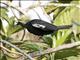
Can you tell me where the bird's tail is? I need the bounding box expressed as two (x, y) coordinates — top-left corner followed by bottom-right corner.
(57, 25), (72, 30)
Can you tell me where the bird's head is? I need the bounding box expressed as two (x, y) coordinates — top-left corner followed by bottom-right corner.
(17, 22), (22, 25)
(16, 22), (26, 27)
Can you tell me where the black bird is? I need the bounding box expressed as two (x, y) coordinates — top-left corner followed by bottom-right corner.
(17, 19), (72, 36)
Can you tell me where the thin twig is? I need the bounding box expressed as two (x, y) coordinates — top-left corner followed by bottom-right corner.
(0, 2), (28, 17)
(2, 48), (22, 59)
(0, 43), (22, 55)
(47, 7), (58, 14)
(29, 41), (80, 57)
(10, 7), (19, 20)
(33, 9), (42, 19)
(41, 3), (80, 8)
(20, 29), (25, 41)
(0, 40), (35, 60)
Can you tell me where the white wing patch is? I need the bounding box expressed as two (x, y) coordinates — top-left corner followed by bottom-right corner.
(32, 24), (46, 29)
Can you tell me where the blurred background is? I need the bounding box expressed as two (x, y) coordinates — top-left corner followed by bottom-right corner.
(0, 0), (80, 60)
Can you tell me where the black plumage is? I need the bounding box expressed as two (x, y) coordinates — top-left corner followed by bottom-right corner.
(17, 19), (72, 36)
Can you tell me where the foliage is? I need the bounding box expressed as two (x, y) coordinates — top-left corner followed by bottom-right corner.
(0, 0), (80, 60)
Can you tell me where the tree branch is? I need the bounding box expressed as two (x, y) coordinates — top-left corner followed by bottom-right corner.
(0, 40), (35, 60)
(0, 2), (28, 17)
(0, 43), (22, 55)
(41, 3), (80, 8)
(29, 41), (80, 57)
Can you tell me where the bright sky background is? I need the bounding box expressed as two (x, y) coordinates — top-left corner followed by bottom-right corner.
(1, 1), (53, 25)
(10, 1), (53, 23)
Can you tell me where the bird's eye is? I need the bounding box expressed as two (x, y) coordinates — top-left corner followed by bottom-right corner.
(32, 24), (46, 29)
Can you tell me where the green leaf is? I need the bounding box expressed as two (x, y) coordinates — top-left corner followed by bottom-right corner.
(0, 19), (2, 30)
(58, 0), (73, 3)
(21, 42), (41, 51)
(56, 30), (72, 46)
(51, 1), (80, 47)
(1, 20), (9, 35)
(0, 8), (8, 17)
(43, 35), (53, 47)
(0, 53), (7, 60)
(54, 48), (80, 60)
